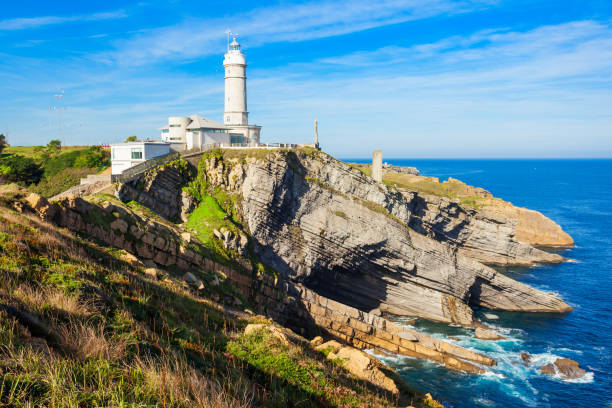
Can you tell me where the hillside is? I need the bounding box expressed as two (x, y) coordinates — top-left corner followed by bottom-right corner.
(0, 186), (439, 407)
(0, 145), (109, 198)
(0, 147), (576, 407)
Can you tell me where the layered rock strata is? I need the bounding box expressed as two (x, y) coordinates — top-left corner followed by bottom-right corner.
(34, 194), (494, 373)
(198, 151), (572, 325)
(117, 159), (192, 221)
(348, 165), (573, 265)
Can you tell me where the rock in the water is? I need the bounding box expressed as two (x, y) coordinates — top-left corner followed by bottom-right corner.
(475, 327), (505, 340)
(540, 358), (586, 379)
(521, 352), (531, 365)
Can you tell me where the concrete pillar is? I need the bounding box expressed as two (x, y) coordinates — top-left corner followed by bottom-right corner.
(372, 150), (383, 183)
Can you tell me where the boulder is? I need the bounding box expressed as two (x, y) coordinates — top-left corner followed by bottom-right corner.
(244, 324), (289, 345)
(315, 340), (343, 354)
(310, 336), (324, 347)
(144, 268), (159, 279)
(120, 252), (143, 267)
(521, 352), (531, 365)
(182, 272), (204, 290)
(213, 229), (223, 240)
(182, 272), (198, 284)
(333, 346), (398, 394)
(25, 193), (48, 212)
(26, 193), (57, 219)
(540, 358), (586, 379)
(475, 327), (505, 340)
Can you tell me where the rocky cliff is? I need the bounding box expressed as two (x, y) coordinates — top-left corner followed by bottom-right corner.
(192, 149), (572, 325)
(349, 165), (573, 266)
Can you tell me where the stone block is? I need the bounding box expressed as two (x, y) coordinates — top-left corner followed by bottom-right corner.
(348, 318), (373, 334)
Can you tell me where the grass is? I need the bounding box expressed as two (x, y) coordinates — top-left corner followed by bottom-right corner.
(185, 195), (230, 246)
(31, 167), (98, 198)
(3, 145), (91, 158)
(226, 327), (402, 407)
(0, 191), (434, 407)
(347, 162), (488, 209)
(1, 145), (110, 197)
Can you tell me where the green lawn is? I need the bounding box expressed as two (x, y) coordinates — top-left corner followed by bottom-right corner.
(185, 195), (229, 245)
(3, 145), (92, 158)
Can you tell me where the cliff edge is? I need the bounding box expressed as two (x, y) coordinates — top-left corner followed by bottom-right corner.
(177, 149), (572, 325)
(349, 164), (573, 266)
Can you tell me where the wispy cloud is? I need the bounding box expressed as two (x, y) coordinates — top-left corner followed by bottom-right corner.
(0, 10), (127, 31)
(103, 0), (497, 65)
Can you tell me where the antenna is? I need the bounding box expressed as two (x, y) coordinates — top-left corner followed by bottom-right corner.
(226, 29), (231, 51)
(314, 119), (320, 150)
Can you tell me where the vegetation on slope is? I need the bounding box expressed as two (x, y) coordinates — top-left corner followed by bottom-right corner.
(348, 162), (489, 208)
(0, 143), (109, 197)
(0, 189), (422, 407)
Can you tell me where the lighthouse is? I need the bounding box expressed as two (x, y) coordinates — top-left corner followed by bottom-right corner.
(223, 35), (261, 144)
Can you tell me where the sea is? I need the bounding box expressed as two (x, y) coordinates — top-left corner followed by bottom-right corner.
(342, 159), (612, 408)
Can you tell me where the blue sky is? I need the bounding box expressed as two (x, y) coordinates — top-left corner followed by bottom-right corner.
(1, 0), (611, 157)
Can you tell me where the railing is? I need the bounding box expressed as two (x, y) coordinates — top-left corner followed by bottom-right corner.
(181, 142), (299, 157)
(112, 142), (302, 183)
(111, 152), (180, 183)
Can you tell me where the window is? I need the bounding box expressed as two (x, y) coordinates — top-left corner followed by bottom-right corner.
(231, 134), (243, 144)
(162, 129), (169, 133)
(169, 124), (181, 128)
(112, 149), (115, 160)
(131, 148), (143, 160)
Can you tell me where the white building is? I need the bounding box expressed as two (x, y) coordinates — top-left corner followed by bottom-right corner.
(111, 35), (262, 175)
(160, 114), (243, 150)
(110, 141), (170, 175)
(159, 35), (261, 151)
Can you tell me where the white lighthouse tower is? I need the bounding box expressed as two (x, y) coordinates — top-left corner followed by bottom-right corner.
(223, 34), (261, 144)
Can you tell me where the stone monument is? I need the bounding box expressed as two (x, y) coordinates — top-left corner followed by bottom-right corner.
(372, 150), (383, 183)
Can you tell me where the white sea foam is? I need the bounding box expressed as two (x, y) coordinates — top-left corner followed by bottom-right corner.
(551, 347), (583, 355)
(483, 313), (499, 320)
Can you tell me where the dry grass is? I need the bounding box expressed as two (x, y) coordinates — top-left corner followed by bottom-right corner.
(59, 321), (131, 361)
(14, 286), (94, 319)
(135, 355), (254, 408)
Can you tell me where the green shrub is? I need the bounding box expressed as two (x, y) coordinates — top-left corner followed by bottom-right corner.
(31, 167), (97, 197)
(0, 155), (43, 185)
(43, 146), (109, 178)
